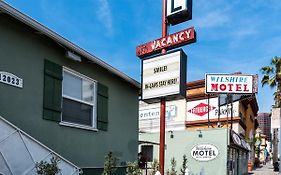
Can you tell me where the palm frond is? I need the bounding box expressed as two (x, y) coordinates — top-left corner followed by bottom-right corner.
(277, 72), (281, 80)
(271, 57), (281, 71)
(273, 91), (281, 107)
(261, 66), (274, 74)
(268, 76), (277, 88)
(271, 56), (281, 65)
(261, 75), (270, 87)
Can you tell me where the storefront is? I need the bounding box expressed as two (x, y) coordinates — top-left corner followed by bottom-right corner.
(139, 128), (251, 175)
(227, 130), (251, 175)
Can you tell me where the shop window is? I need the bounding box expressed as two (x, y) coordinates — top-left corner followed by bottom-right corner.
(141, 145), (153, 162)
(62, 68), (97, 127)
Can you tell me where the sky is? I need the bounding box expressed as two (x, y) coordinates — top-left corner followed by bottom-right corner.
(4, 0), (281, 113)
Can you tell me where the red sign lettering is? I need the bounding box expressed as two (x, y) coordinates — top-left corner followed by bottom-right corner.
(136, 27), (196, 58)
(209, 83), (249, 93)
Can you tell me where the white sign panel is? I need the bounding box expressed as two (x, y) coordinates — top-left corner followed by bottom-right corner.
(142, 50), (186, 102)
(0, 71), (23, 88)
(139, 105), (177, 120)
(272, 108), (280, 129)
(186, 97), (239, 122)
(191, 144), (219, 161)
(166, 0), (192, 25)
(167, 0), (187, 16)
(205, 74), (255, 94)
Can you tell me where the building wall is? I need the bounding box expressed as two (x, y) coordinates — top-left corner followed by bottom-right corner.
(239, 103), (255, 141)
(187, 86), (205, 95)
(239, 102), (257, 161)
(257, 113), (271, 141)
(139, 128), (229, 175)
(0, 14), (139, 168)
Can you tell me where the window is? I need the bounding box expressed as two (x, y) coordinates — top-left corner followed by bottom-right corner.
(43, 60), (108, 131)
(62, 68), (97, 127)
(239, 112), (245, 123)
(141, 145), (153, 162)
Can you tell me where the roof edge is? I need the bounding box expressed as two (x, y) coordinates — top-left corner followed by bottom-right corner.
(0, 1), (140, 88)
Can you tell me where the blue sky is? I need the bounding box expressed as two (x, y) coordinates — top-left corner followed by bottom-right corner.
(4, 0), (281, 112)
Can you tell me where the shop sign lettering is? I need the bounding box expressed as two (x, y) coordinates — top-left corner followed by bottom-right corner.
(139, 105), (177, 120)
(0, 71), (23, 88)
(191, 144), (219, 161)
(142, 50), (186, 102)
(205, 74), (256, 94)
(188, 103), (216, 116)
(136, 27), (195, 58)
(186, 98), (239, 120)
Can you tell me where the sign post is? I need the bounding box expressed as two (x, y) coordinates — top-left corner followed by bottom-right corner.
(159, 1), (167, 174)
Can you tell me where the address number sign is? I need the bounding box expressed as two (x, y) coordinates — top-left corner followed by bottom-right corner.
(0, 71), (23, 88)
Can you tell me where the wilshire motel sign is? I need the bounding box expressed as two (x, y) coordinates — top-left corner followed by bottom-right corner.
(136, 0), (195, 174)
(205, 73), (258, 127)
(205, 74), (258, 94)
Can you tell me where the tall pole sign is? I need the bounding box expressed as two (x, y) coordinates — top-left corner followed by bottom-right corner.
(136, 0), (195, 174)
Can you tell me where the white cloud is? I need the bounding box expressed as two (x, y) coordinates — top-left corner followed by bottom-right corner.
(228, 27), (258, 48)
(97, 0), (113, 36)
(195, 10), (230, 28)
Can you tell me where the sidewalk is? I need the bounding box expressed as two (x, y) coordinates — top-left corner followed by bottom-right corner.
(250, 163), (279, 175)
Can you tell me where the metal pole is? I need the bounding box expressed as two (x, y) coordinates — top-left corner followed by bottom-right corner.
(226, 94), (229, 129)
(230, 94), (233, 130)
(159, 98), (166, 175)
(279, 107), (281, 173)
(218, 94), (221, 127)
(208, 94), (210, 128)
(159, 0), (167, 174)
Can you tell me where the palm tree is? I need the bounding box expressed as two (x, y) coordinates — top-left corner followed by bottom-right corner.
(261, 56), (281, 164)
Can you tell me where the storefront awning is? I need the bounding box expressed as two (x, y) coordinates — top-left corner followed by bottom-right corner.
(230, 130), (251, 151)
(138, 140), (160, 145)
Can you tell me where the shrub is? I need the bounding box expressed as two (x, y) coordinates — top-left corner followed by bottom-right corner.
(102, 151), (117, 175)
(35, 155), (60, 175)
(169, 157), (177, 175)
(150, 159), (160, 175)
(180, 155), (187, 175)
(126, 161), (142, 175)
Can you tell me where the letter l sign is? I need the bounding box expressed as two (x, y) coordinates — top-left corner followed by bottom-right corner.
(171, 0), (182, 13)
